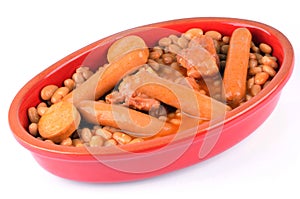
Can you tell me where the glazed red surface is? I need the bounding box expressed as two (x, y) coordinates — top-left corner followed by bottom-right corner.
(9, 17), (294, 182)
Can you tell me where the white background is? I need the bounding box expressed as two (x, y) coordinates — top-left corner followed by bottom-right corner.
(1, 0), (299, 198)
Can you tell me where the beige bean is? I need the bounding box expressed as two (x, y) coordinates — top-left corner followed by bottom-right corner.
(158, 115), (167, 121)
(28, 107), (40, 123)
(60, 137), (72, 146)
(149, 51), (161, 60)
(162, 53), (174, 65)
(222, 36), (230, 44)
(113, 132), (132, 145)
(148, 59), (160, 71)
(250, 84), (262, 96)
(37, 102), (48, 116)
(169, 34), (179, 44)
(89, 135), (104, 147)
(95, 128), (112, 140)
(262, 65), (276, 77)
(158, 37), (172, 47)
(175, 109), (181, 117)
(259, 43), (272, 54)
(149, 49), (162, 60)
(254, 72), (269, 85)
(218, 54), (226, 61)
(249, 58), (258, 68)
(80, 128), (92, 143)
(168, 44), (182, 54)
(81, 69), (94, 80)
(55, 86), (69, 96)
(152, 46), (163, 53)
(28, 123), (38, 136)
(50, 93), (63, 104)
(40, 85), (58, 101)
(247, 77), (255, 90)
(170, 62), (182, 73)
(261, 56), (278, 69)
(129, 138), (144, 144)
(214, 40), (221, 53)
(220, 60), (226, 70)
(92, 125), (102, 131)
(72, 73), (85, 84)
(249, 67), (262, 75)
(246, 94), (252, 101)
(37, 106), (48, 116)
(64, 78), (75, 91)
(76, 66), (90, 75)
(268, 56), (277, 62)
(44, 139), (55, 144)
(220, 44), (229, 54)
(50, 87), (69, 104)
(177, 36), (189, 49)
(184, 28), (203, 39)
(37, 102), (47, 108)
(205, 30), (222, 40)
(72, 139), (84, 147)
(249, 53), (257, 59)
(155, 58), (164, 65)
(104, 139), (117, 147)
(76, 66), (86, 73)
(251, 45), (260, 53)
(255, 53), (263, 61)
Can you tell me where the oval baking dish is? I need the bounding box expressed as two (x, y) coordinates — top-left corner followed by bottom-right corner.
(9, 17), (294, 182)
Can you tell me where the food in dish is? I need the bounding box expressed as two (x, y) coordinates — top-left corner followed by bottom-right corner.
(27, 27), (279, 148)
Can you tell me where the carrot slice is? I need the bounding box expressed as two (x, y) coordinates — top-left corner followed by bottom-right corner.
(223, 28), (252, 107)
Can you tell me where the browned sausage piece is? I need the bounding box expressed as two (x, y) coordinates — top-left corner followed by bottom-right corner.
(78, 100), (178, 138)
(40, 36), (149, 142)
(118, 69), (231, 120)
(223, 28), (252, 107)
(63, 47), (149, 106)
(38, 101), (81, 143)
(107, 35), (147, 63)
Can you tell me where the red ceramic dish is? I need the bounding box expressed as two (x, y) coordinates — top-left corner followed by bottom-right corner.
(9, 17), (294, 182)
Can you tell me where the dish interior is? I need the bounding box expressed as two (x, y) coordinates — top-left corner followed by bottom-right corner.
(16, 18), (286, 153)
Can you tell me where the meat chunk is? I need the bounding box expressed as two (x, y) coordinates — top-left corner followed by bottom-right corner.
(188, 35), (220, 66)
(106, 91), (165, 117)
(105, 91), (125, 104)
(127, 93), (160, 111)
(177, 35), (220, 78)
(106, 68), (165, 117)
(177, 46), (219, 78)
